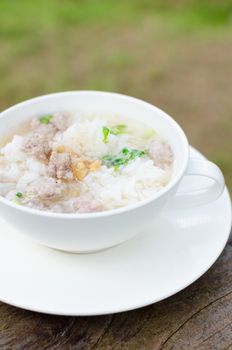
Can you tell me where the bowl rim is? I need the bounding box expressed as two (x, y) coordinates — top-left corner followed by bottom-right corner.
(0, 90), (189, 219)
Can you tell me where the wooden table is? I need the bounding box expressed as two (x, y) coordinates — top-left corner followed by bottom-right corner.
(1, 240), (232, 350)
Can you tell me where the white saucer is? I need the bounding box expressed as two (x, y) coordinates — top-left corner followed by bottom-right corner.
(0, 147), (231, 316)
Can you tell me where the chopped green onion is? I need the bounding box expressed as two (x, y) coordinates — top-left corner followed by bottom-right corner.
(102, 124), (127, 143)
(129, 149), (145, 160)
(102, 126), (110, 143)
(39, 115), (53, 124)
(102, 148), (146, 170)
(110, 124), (127, 135)
(13, 192), (23, 205)
(143, 129), (156, 139)
(102, 154), (114, 163)
(122, 147), (129, 155)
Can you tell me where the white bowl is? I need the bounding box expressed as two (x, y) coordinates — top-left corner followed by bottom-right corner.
(0, 91), (225, 252)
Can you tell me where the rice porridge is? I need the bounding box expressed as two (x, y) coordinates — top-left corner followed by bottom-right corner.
(0, 111), (174, 213)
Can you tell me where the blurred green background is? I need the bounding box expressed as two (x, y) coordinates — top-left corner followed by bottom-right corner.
(0, 0), (231, 191)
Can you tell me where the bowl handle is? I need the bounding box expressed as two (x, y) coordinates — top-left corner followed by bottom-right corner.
(172, 157), (225, 208)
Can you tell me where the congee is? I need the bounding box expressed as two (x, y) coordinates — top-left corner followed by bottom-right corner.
(0, 111), (174, 213)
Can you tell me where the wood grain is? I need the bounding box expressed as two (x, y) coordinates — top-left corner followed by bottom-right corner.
(0, 242), (232, 350)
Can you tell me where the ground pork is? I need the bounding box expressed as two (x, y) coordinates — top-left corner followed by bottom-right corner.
(72, 198), (103, 213)
(24, 112), (70, 162)
(48, 151), (74, 180)
(30, 118), (56, 136)
(22, 133), (51, 161)
(51, 112), (70, 131)
(149, 139), (174, 169)
(49, 198), (102, 214)
(26, 177), (65, 201)
(30, 111), (69, 134)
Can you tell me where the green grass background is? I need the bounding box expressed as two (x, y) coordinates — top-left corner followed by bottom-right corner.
(0, 0), (231, 191)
